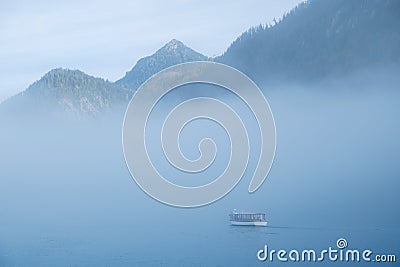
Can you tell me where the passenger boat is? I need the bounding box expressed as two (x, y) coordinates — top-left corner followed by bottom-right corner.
(229, 210), (267, 226)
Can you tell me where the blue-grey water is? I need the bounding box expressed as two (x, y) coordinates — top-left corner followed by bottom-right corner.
(0, 82), (399, 266)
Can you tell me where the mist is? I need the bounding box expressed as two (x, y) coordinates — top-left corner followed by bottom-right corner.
(0, 69), (399, 266)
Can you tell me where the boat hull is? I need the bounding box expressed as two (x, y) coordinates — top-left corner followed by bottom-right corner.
(230, 221), (267, 226)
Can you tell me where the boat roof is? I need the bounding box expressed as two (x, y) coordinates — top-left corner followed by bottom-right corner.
(230, 211), (266, 215)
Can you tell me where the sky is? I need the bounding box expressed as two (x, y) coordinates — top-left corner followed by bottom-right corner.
(0, 0), (303, 102)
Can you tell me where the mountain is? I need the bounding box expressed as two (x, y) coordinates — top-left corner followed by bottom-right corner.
(0, 68), (128, 118)
(116, 39), (208, 91)
(0, 39), (206, 119)
(2, 0), (400, 119)
(218, 0), (400, 84)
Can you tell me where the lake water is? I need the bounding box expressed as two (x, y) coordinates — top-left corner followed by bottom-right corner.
(1, 87), (399, 266)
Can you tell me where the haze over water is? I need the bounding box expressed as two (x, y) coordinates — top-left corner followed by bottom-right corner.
(1, 76), (399, 266)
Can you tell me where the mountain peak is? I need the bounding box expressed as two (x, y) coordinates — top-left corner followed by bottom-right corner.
(163, 39), (185, 51)
(116, 39), (208, 89)
(45, 67), (83, 75)
(33, 68), (102, 91)
(41, 68), (86, 83)
(155, 39), (200, 57)
(0, 68), (128, 118)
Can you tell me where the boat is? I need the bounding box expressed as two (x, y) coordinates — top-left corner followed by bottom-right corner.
(229, 210), (267, 226)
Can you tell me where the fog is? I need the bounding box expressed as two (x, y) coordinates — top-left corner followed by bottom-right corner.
(0, 70), (399, 266)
